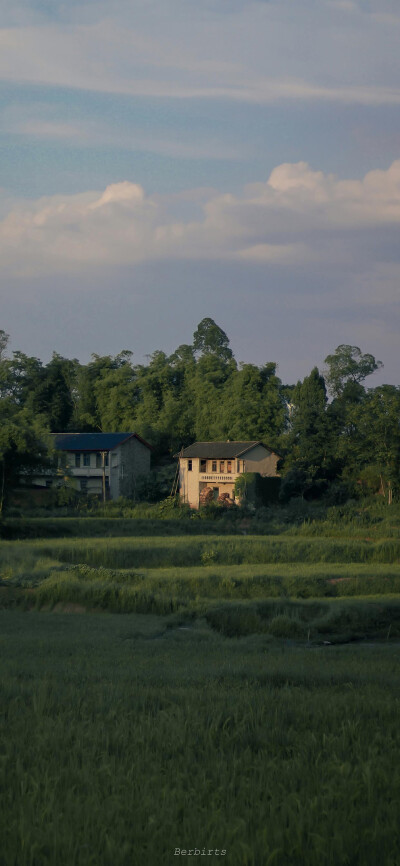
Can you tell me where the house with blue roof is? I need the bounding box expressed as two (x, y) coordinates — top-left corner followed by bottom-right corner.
(31, 432), (152, 500)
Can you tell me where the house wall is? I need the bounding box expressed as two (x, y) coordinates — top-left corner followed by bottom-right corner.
(110, 437), (151, 499)
(179, 457), (239, 509)
(179, 458), (201, 508)
(179, 446), (280, 509)
(30, 439), (150, 500)
(242, 445), (280, 477)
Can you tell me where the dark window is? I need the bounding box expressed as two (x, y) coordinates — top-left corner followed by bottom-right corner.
(212, 461), (217, 472)
(188, 459), (192, 471)
(220, 461), (225, 472)
(80, 478), (88, 491)
(213, 487), (219, 500)
(200, 459), (207, 473)
(96, 453), (109, 467)
(83, 454), (90, 467)
(227, 460), (232, 473)
(75, 454), (81, 468)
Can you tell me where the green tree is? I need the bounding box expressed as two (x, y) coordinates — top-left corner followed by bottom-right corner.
(72, 352), (134, 431)
(324, 345), (383, 398)
(193, 318), (233, 363)
(337, 385), (400, 501)
(220, 362), (287, 446)
(0, 334), (51, 512)
(281, 368), (336, 498)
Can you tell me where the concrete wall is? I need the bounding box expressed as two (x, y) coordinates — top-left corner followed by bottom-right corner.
(179, 446), (280, 508)
(242, 445), (280, 476)
(179, 457), (201, 509)
(179, 457), (239, 509)
(31, 439), (151, 500)
(110, 437), (151, 499)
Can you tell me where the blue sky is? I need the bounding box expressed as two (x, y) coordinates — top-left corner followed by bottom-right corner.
(0, 0), (399, 384)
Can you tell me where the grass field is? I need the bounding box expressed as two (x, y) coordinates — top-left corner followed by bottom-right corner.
(1, 515), (400, 864)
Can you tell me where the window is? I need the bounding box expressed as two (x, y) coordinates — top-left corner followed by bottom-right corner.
(80, 478), (88, 491)
(200, 459), (207, 473)
(188, 459), (192, 471)
(227, 460), (232, 473)
(83, 454), (90, 467)
(219, 461), (225, 472)
(120, 463), (125, 479)
(75, 454), (81, 468)
(212, 461), (217, 472)
(96, 453), (109, 467)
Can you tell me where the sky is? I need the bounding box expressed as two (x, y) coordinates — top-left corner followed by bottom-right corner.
(0, 0), (399, 385)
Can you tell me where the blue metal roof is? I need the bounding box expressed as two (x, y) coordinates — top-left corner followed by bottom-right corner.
(52, 433), (151, 452)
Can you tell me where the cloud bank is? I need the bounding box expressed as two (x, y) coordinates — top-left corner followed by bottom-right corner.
(1, 0), (400, 107)
(1, 161), (400, 277)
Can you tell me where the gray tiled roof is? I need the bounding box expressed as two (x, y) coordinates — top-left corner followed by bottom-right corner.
(179, 441), (265, 459)
(52, 433), (151, 452)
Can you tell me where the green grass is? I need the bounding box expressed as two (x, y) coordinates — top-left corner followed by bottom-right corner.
(2, 535), (400, 637)
(0, 611), (399, 866)
(1, 514), (400, 864)
(3, 534), (400, 570)
(3, 500), (400, 540)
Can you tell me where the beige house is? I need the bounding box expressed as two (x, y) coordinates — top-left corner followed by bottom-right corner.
(29, 432), (152, 500)
(178, 441), (280, 509)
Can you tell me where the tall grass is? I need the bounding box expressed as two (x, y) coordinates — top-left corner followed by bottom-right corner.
(4, 500), (400, 540)
(2, 539), (400, 622)
(27, 535), (400, 568)
(0, 611), (399, 866)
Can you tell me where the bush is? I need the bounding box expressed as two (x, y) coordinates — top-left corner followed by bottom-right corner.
(205, 605), (265, 637)
(267, 614), (305, 639)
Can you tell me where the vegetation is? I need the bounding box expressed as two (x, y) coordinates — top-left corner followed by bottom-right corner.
(1, 318), (400, 863)
(1, 610), (399, 866)
(1, 506), (400, 864)
(1, 320), (399, 510)
(2, 512), (400, 628)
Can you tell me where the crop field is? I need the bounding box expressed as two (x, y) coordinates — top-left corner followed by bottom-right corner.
(1, 517), (400, 865)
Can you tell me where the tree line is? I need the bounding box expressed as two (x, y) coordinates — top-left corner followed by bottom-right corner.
(1, 318), (399, 508)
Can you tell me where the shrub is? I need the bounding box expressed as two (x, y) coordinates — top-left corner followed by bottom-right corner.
(267, 615), (305, 639)
(205, 605), (265, 637)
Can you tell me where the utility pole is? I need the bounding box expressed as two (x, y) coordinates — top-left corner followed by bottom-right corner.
(100, 451), (107, 503)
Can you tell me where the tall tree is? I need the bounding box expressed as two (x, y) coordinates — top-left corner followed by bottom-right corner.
(220, 362), (287, 446)
(281, 367), (336, 498)
(324, 345), (383, 398)
(336, 385), (400, 499)
(192, 318), (233, 363)
(0, 334), (51, 512)
(72, 352), (134, 431)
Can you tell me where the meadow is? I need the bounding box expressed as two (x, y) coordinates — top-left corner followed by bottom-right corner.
(1, 508), (400, 864)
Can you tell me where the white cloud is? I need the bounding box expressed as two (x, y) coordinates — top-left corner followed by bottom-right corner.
(1, 105), (244, 160)
(1, 160), (400, 278)
(1, 0), (400, 107)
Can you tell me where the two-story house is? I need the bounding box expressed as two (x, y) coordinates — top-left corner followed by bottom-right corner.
(29, 432), (152, 500)
(178, 441), (280, 509)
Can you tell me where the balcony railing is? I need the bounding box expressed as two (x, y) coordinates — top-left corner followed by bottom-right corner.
(201, 473), (239, 483)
